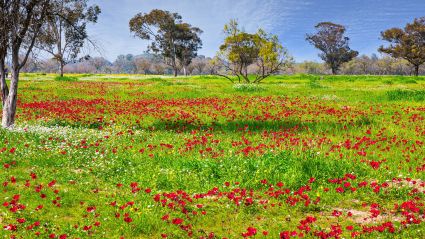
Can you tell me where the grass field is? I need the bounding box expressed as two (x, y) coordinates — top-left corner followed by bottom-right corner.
(1, 74), (424, 238)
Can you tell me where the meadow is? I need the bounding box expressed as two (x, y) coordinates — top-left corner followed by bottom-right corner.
(1, 74), (424, 239)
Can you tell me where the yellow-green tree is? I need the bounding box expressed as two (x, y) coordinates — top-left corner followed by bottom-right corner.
(215, 20), (292, 83)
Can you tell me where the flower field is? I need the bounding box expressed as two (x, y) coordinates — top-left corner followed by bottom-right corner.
(1, 74), (424, 238)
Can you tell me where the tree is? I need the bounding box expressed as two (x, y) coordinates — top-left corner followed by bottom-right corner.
(134, 58), (152, 74)
(379, 17), (425, 76)
(1, 0), (51, 128)
(37, 0), (100, 77)
(175, 23), (202, 76)
(306, 22), (358, 74)
(215, 20), (292, 83)
(129, 9), (202, 77)
(192, 57), (207, 74)
(114, 54), (136, 74)
(0, 0), (12, 107)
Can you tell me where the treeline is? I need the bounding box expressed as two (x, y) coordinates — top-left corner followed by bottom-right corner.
(20, 53), (425, 76)
(294, 54), (425, 76)
(20, 54), (216, 75)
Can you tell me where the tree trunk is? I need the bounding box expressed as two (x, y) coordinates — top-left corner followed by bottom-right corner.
(183, 66), (187, 76)
(60, 61), (64, 77)
(414, 65), (419, 77)
(2, 67), (18, 128)
(174, 67), (178, 77)
(331, 67), (337, 75)
(0, 60), (8, 107)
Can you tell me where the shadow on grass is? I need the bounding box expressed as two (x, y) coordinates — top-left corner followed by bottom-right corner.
(140, 119), (353, 133)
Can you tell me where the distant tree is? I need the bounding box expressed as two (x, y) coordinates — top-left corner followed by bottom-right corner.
(379, 17), (425, 76)
(129, 9), (202, 77)
(1, 0), (51, 128)
(37, 0), (101, 76)
(306, 22), (358, 74)
(21, 55), (41, 72)
(215, 20), (292, 83)
(207, 57), (220, 75)
(134, 58), (152, 74)
(88, 57), (110, 73)
(298, 61), (326, 74)
(114, 54), (136, 73)
(192, 57), (207, 74)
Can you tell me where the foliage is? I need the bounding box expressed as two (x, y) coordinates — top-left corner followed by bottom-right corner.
(214, 20), (293, 84)
(379, 17), (425, 76)
(37, 0), (101, 76)
(306, 22), (359, 74)
(129, 9), (202, 77)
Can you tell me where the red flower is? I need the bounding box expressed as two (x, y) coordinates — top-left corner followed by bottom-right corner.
(172, 218), (183, 225)
(17, 218), (26, 223)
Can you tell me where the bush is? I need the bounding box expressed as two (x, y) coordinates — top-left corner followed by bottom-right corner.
(54, 76), (79, 82)
(233, 83), (265, 92)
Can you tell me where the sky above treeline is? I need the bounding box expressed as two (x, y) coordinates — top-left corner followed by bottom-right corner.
(87, 0), (425, 62)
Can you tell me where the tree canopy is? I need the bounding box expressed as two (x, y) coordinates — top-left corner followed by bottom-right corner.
(129, 9), (202, 76)
(37, 0), (101, 77)
(379, 17), (425, 76)
(306, 22), (358, 75)
(215, 20), (292, 83)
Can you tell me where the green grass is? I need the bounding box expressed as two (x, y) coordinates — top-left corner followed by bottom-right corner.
(0, 73), (424, 238)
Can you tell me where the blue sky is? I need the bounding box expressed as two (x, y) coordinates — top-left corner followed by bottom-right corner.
(88, 0), (425, 62)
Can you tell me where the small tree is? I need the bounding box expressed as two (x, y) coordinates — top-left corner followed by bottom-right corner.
(379, 17), (425, 76)
(37, 0), (101, 77)
(129, 9), (202, 77)
(215, 20), (292, 83)
(306, 22), (358, 75)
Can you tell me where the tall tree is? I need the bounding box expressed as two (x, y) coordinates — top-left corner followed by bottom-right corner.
(175, 23), (202, 76)
(379, 17), (425, 76)
(37, 0), (100, 77)
(215, 20), (292, 83)
(306, 22), (358, 74)
(1, 0), (51, 128)
(129, 9), (202, 77)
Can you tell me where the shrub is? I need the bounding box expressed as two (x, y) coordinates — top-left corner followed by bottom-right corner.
(233, 83), (265, 92)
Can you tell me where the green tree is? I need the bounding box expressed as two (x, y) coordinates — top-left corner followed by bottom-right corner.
(129, 9), (202, 77)
(379, 17), (425, 76)
(215, 20), (292, 83)
(306, 22), (358, 75)
(37, 0), (101, 77)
